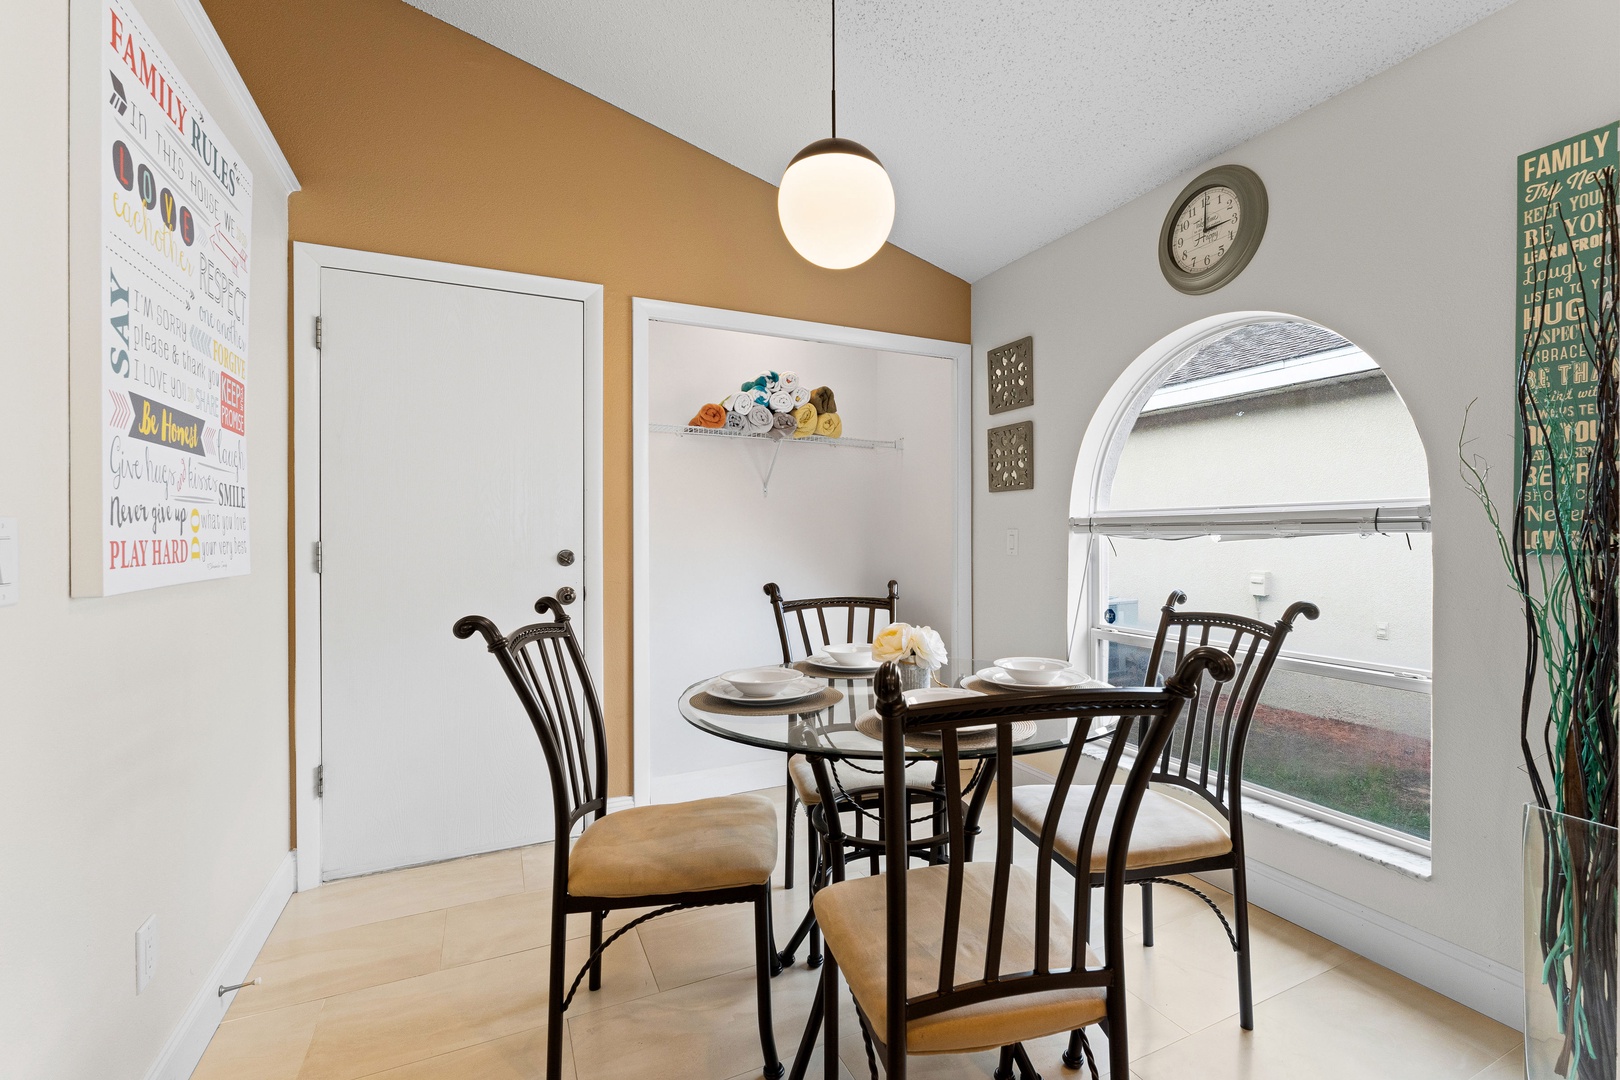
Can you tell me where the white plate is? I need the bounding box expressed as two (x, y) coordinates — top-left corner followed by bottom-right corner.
(707, 676), (826, 706)
(903, 687), (992, 733)
(993, 655), (1076, 686)
(809, 652), (880, 673)
(975, 666), (1102, 692)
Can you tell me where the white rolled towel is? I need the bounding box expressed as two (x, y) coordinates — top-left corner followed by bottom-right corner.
(728, 392), (752, 415)
(780, 371), (800, 390)
(769, 390), (794, 413)
(792, 386), (811, 407)
(746, 403), (774, 432)
(724, 411), (746, 433)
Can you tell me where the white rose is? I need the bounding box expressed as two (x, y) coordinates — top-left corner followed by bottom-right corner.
(906, 625), (948, 668)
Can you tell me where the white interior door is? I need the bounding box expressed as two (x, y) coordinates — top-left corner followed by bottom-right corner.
(320, 268), (584, 880)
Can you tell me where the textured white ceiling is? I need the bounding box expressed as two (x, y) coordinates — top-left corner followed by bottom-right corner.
(403, 0), (1513, 281)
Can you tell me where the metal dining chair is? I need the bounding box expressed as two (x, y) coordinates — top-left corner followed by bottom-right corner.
(1010, 590), (1318, 1034)
(456, 596), (784, 1080)
(764, 580), (922, 890)
(806, 649), (1235, 1080)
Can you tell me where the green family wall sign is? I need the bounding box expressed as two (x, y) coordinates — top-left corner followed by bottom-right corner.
(1517, 122), (1618, 551)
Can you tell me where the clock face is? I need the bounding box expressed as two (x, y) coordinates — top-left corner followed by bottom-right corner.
(1169, 185), (1241, 275)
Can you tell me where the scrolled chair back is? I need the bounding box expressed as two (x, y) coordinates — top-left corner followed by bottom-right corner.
(834, 646), (1235, 1063)
(1137, 590), (1319, 821)
(453, 597), (609, 854)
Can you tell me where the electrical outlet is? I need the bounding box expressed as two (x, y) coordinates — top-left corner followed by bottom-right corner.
(135, 915), (156, 994)
(1006, 529), (1019, 556)
(1248, 572), (1270, 598)
(1376, 622), (1389, 641)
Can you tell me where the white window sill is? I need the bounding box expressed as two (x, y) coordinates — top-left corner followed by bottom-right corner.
(1240, 798), (1432, 880)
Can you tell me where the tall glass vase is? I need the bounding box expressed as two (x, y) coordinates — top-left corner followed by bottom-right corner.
(1524, 805), (1619, 1079)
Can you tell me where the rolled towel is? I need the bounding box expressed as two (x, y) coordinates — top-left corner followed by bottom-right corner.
(728, 392), (753, 415)
(816, 411), (842, 438)
(780, 371), (801, 390)
(689, 403), (727, 428)
(792, 403), (818, 438)
(768, 389), (794, 414)
(810, 386), (837, 415)
(746, 403), (774, 432)
(793, 385), (811, 407)
(724, 411), (746, 433)
(769, 411), (797, 440)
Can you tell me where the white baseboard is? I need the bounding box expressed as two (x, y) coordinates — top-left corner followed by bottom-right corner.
(1231, 858), (1523, 1031)
(143, 851), (297, 1080)
(649, 759), (782, 805)
(606, 795), (636, 813)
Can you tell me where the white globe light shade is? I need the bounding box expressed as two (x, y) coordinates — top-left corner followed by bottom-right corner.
(777, 138), (895, 270)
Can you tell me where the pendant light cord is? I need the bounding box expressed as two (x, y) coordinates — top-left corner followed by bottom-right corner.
(830, 0), (836, 138)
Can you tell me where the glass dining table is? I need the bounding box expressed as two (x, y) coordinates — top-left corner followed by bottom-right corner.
(677, 658), (1111, 959)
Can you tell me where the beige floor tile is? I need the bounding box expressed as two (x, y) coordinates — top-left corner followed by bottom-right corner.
(272, 850), (525, 943)
(1122, 894), (1350, 1033)
(359, 1024), (577, 1080)
(298, 934), (657, 1080)
(193, 1000), (324, 1080)
(1470, 1047), (1525, 1079)
(1133, 956), (1520, 1080)
(441, 889), (588, 966)
(637, 885), (813, 992)
(522, 843), (557, 892)
(230, 910), (447, 1018)
(568, 963), (821, 1080)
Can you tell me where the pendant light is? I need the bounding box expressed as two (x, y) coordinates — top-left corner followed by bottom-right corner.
(778, 1), (895, 270)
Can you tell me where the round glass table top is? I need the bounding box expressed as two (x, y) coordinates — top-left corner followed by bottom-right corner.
(678, 657), (1111, 760)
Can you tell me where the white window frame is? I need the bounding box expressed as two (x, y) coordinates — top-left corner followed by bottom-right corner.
(1068, 314), (1434, 857)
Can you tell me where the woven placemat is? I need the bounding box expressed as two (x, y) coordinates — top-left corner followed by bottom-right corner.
(854, 710), (1036, 750)
(690, 685), (844, 717)
(792, 659), (877, 680)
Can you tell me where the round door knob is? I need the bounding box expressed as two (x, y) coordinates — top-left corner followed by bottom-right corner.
(557, 586), (578, 605)
(556, 549), (575, 566)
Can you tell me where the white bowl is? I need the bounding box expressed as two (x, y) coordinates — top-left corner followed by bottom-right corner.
(994, 657), (1073, 686)
(721, 667), (802, 698)
(824, 643), (875, 667)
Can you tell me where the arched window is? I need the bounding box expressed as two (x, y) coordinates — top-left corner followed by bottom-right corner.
(1070, 315), (1432, 848)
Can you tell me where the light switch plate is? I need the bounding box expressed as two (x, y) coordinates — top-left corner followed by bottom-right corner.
(136, 915), (157, 994)
(0, 518), (16, 606)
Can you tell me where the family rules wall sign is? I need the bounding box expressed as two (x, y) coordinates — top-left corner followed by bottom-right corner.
(69, 0), (253, 595)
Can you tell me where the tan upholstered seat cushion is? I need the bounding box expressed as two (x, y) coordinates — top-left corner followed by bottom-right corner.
(788, 754), (940, 807)
(1010, 785), (1232, 872)
(813, 863), (1106, 1054)
(568, 795), (777, 899)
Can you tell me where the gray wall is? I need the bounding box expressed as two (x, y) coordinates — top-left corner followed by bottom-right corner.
(970, 0), (1615, 972)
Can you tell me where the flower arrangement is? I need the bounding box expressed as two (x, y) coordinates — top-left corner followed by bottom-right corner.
(872, 622), (948, 670)
(688, 370), (842, 440)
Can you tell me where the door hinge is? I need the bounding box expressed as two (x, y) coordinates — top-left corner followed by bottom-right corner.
(313, 541), (323, 574)
(314, 764), (324, 798)
(314, 315), (322, 349)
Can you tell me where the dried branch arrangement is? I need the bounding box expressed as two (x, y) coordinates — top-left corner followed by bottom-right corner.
(1461, 164), (1617, 1079)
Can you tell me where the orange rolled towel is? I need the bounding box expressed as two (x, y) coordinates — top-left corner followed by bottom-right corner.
(689, 403), (728, 428)
(815, 412), (842, 438)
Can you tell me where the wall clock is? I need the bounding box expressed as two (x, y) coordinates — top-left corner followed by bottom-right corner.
(1158, 164), (1268, 295)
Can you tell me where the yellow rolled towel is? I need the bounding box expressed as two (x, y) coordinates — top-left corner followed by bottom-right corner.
(792, 403), (818, 438)
(816, 411), (842, 438)
(689, 403), (727, 428)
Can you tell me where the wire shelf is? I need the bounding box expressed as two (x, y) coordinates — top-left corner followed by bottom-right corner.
(649, 424), (902, 451)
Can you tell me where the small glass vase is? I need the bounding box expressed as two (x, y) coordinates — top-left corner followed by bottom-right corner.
(1523, 804), (1619, 1080)
(897, 659), (935, 692)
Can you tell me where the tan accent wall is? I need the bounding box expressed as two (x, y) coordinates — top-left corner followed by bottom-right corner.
(201, 0), (970, 797)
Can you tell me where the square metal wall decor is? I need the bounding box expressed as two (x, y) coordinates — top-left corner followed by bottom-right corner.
(987, 336), (1034, 414)
(988, 421), (1034, 492)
